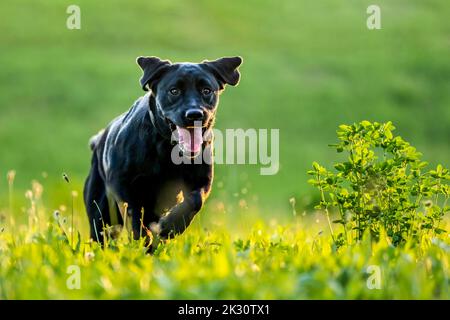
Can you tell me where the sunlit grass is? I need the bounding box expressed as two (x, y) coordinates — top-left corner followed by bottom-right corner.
(0, 0), (449, 300)
(0, 0), (449, 210)
(0, 177), (448, 299)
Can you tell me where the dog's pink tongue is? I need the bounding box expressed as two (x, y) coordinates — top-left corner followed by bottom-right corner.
(177, 126), (203, 154)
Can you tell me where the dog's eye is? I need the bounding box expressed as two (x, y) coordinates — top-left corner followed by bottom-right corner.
(169, 88), (181, 96)
(201, 88), (212, 96)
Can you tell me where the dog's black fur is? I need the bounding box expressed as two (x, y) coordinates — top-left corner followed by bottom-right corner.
(83, 56), (242, 243)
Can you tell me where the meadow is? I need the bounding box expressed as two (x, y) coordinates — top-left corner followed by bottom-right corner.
(0, 0), (449, 299)
(1, 202), (448, 299)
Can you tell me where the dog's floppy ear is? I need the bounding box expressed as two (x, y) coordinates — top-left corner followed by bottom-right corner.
(136, 56), (171, 91)
(203, 56), (243, 88)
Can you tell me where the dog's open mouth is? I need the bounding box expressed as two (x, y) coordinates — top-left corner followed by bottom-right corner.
(165, 118), (210, 157)
(176, 125), (203, 156)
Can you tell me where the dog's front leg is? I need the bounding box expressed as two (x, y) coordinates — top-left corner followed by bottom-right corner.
(153, 188), (209, 239)
(119, 203), (144, 241)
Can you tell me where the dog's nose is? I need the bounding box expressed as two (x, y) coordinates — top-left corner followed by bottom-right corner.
(185, 109), (204, 121)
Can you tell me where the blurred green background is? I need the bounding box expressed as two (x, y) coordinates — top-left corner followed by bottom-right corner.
(0, 0), (449, 219)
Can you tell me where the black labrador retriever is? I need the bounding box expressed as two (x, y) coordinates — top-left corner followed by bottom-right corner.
(83, 56), (242, 245)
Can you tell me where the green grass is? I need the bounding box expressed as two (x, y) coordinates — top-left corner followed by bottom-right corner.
(0, 0), (449, 299)
(1, 189), (448, 299)
(0, 0), (449, 210)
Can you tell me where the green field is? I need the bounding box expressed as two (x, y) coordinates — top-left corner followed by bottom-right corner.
(0, 0), (449, 299)
(1, 207), (448, 299)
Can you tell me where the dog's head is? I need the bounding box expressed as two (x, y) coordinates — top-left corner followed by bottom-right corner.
(136, 56), (242, 156)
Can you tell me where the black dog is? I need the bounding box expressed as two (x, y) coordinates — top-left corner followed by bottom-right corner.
(83, 56), (242, 244)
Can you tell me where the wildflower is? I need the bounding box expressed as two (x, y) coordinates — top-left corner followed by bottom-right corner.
(25, 190), (33, 200)
(289, 197), (296, 216)
(32, 180), (43, 199)
(7, 170), (16, 185)
(250, 263), (260, 272)
(84, 251), (95, 261)
(53, 210), (60, 219)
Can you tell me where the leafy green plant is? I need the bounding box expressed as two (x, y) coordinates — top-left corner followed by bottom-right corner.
(308, 121), (449, 247)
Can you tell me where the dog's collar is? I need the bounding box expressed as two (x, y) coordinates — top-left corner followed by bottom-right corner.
(148, 96), (172, 140)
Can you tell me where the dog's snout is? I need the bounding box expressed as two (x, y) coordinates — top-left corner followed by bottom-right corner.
(185, 109), (204, 121)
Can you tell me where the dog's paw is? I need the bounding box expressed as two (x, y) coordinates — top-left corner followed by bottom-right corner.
(149, 222), (161, 235)
(152, 220), (174, 240)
